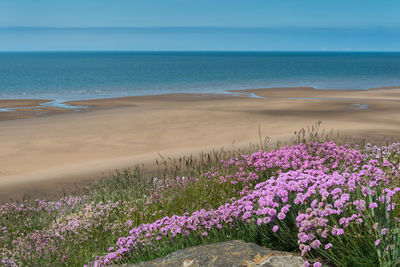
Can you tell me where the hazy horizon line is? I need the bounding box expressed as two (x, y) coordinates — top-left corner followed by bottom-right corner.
(1, 50), (400, 53)
(1, 26), (399, 30)
(2, 26), (398, 52)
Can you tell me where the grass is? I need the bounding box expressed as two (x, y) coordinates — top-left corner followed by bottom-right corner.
(1, 122), (400, 267)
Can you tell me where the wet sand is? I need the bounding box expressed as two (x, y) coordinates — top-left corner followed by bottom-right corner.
(1, 86), (400, 202)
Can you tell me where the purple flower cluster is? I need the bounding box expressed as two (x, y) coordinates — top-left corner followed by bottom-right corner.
(89, 142), (400, 266)
(222, 142), (364, 173)
(0, 196), (86, 215)
(0, 196), (88, 266)
(363, 143), (400, 160)
(2, 141), (400, 266)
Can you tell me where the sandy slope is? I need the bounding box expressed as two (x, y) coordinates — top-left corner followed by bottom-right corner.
(0, 87), (399, 201)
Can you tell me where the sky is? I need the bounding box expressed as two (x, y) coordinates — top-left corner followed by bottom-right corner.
(0, 0), (399, 51)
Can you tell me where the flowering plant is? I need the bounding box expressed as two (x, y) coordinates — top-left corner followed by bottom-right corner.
(1, 141), (400, 267)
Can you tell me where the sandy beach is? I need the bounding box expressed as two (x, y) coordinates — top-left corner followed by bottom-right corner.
(1, 86), (400, 202)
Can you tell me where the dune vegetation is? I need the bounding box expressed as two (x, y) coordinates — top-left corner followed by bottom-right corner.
(1, 124), (400, 267)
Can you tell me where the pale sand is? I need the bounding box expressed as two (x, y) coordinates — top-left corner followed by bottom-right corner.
(0, 87), (400, 202)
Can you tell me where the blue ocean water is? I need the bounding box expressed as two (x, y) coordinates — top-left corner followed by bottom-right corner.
(0, 52), (399, 101)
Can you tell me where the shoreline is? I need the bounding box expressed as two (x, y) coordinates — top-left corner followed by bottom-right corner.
(1, 85), (400, 120)
(1, 85), (400, 202)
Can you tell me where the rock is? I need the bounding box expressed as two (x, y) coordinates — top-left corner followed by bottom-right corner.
(119, 240), (304, 267)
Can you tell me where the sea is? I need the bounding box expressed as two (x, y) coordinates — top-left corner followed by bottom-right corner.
(1, 51), (400, 101)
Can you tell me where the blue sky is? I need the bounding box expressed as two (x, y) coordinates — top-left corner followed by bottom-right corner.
(0, 0), (399, 51)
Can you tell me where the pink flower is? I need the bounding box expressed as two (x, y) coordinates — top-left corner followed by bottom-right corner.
(369, 202), (378, 209)
(311, 240), (321, 249)
(272, 225), (279, 232)
(375, 239), (381, 246)
(277, 212), (286, 220)
(324, 243), (332, 249)
(381, 228), (388, 235)
(243, 211), (251, 219)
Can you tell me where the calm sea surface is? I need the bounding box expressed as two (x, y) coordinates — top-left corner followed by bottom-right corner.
(0, 52), (400, 101)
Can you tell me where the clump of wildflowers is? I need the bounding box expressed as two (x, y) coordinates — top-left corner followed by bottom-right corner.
(1, 141), (400, 267)
(89, 142), (400, 266)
